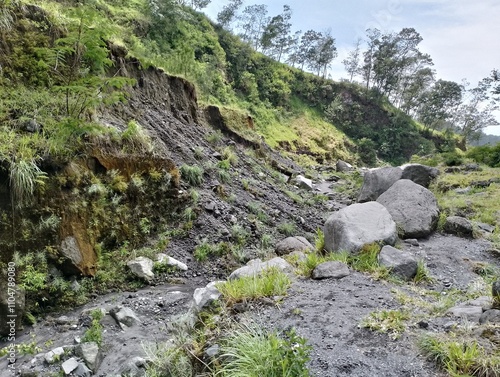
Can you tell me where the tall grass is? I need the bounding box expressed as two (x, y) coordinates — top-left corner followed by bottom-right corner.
(9, 159), (47, 208)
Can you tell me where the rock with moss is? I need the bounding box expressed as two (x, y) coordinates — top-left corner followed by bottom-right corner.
(377, 180), (439, 239)
(324, 202), (397, 254)
(275, 237), (313, 256)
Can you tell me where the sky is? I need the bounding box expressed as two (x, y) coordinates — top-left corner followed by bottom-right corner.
(204, 0), (500, 135)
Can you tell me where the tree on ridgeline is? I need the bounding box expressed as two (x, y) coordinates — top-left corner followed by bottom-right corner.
(342, 38), (362, 82)
(238, 4), (269, 50)
(216, 0), (243, 29)
(260, 5), (293, 62)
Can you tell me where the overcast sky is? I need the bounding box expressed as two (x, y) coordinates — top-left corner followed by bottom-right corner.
(204, 0), (500, 135)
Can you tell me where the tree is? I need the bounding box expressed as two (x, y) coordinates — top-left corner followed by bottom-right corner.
(284, 30), (302, 67)
(361, 28), (380, 89)
(260, 5), (293, 62)
(307, 31), (337, 78)
(342, 38), (362, 82)
(417, 79), (462, 130)
(237, 4), (269, 50)
(216, 0), (243, 29)
(453, 79), (499, 143)
(296, 30), (322, 70)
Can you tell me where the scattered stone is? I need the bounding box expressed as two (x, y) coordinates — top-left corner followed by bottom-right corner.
(294, 175), (314, 191)
(288, 251), (307, 262)
(404, 239), (419, 247)
(324, 202), (397, 254)
(204, 344), (220, 359)
(44, 347), (65, 364)
(156, 254), (188, 271)
(417, 320), (429, 329)
(74, 363), (92, 377)
(448, 306), (483, 321)
(275, 236), (313, 256)
(377, 179), (440, 239)
(118, 356), (149, 377)
(336, 160), (353, 172)
(378, 245), (418, 280)
(76, 342), (101, 371)
(454, 187), (472, 195)
(228, 257), (293, 280)
(443, 216), (473, 238)
(464, 163), (481, 171)
(127, 257), (154, 282)
(492, 280), (500, 308)
(479, 309), (500, 324)
(193, 281), (223, 311)
(62, 358), (79, 375)
(444, 167), (461, 173)
(466, 296), (493, 311)
(312, 261), (350, 280)
(357, 166), (403, 202)
(204, 201), (217, 212)
(401, 164), (439, 188)
(109, 306), (140, 329)
(475, 222), (495, 233)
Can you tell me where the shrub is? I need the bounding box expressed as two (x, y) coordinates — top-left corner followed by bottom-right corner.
(82, 309), (104, 346)
(180, 164), (204, 186)
(277, 222), (296, 236)
(216, 326), (311, 377)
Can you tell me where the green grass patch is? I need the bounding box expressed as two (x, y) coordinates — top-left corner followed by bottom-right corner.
(180, 164), (204, 186)
(361, 309), (409, 339)
(216, 267), (291, 305)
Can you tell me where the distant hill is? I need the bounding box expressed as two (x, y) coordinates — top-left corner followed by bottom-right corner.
(470, 133), (500, 146)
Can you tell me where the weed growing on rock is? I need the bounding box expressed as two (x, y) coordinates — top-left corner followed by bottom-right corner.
(180, 164), (204, 186)
(361, 309), (409, 339)
(314, 228), (325, 253)
(206, 130), (223, 144)
(231, 225), (250, 247)
(284, 189), (304, 205)
(413, 259), (434, 284)
(82, 309), (104, 346)
(221, 146), (238, 166)
(260, 234), (273, 249)
(217, 168), (231, 183)
(217, 268), (291, 305)
(194, 239), (215, 262)
(215, 325), (311, 377)
(183, 207), (197, 222)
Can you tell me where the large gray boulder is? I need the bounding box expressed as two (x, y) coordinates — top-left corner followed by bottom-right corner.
(324, 202), (398, 254)
(294, 175), (314, 191)
(378, 245), (418, 280)
(76, 342), (102, 371)
(357, 167), (403, 202)
(401, 164), (440, 188)
(275, 236), (313, 256)
(377, 180), (440, 239)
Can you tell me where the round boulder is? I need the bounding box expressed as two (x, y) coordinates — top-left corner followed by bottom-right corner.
(357, 167), (403, 203)
(324, 201), (398, 254)
(312, 261), (350, 280)
(377, 179), (440, 239)
(275, 236), (314, 256)
(401, 164), (440, 188)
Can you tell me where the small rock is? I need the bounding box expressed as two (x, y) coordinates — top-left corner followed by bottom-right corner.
(109, 306), (140, 329)
(156, 254), (188, 271)
(204, 344), (220, 359)
(336, 160), (353, 172)
(74, 363), (92, 377)
(294, 175), (314, 191)
(44, 347), (65, 364)
(76, 342), (101, 371)
(476, 222), (495, 233)
(204, 201), (217, 212)
(404, 239), (419, 246)
(228, 257), (293, 280)
(444, 216), (473, 238)
(62, 358), (79, 375)
(464, 163), (481, 171)
(479, 309), (500, 324)
(454, 187), (472, 195)
(275, 236), (313, 256)
(312, 261), (350, 280)
(378, 245), (418, 280)
(448, 306), (483, 321)
(127, 257), (154, 282)
(118, 356), (148, 377)
(492, 280), (500, 307)
(193, 281), (223, 311)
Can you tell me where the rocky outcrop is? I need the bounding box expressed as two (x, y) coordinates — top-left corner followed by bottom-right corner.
(324, 202), (398, 254)
(275, 237), (313, 256)
(377, 180), (439, 239)
(378, 246), (418, 280)
(357, 167), (402, 202)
